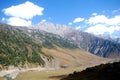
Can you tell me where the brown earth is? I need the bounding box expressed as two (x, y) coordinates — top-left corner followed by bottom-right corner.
(42, 47), (112, 68)
(0, 77), (5, 80)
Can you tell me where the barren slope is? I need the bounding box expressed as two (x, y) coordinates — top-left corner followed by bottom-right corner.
(42, 47), (112, 68)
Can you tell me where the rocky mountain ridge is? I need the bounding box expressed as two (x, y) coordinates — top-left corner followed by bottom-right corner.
(35, 22), (120, 58)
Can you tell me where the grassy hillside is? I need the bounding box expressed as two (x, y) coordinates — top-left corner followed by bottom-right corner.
(0, 23), (78, 69)
(0, 24), (48, 69)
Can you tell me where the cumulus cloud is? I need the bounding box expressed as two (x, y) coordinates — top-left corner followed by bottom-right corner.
(85, 24), (107, 35)
(92, 13), (97, 16)
(87, 15), (120, 25)
(3, 1), (44, 20)
(85, 14), (120, 36)
(107, 16), (120, 25)
(2, 18), (5, 21)
(68, 22), (72, 25)
(73, 17), (84, 23)
(85, 24), (120, 35)
(7, 17), (31, 26)
(41, 19), (46, 22)
(2, 1), (44, 26)
(87, 15), (108, 24)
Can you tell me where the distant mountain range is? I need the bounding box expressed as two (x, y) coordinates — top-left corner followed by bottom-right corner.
(35, 22), (120, 58)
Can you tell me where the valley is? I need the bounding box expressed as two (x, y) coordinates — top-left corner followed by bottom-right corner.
(14, 47), (114, 80)
(0, 23), (119, 80)
(0, 1), (120, 80)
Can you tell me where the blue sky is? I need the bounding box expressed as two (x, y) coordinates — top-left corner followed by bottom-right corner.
(0, 0), (120, 37)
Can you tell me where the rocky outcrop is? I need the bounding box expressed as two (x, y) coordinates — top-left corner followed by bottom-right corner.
(63, 31), (120, 58)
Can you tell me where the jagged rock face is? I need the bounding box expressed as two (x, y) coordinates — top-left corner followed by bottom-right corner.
(63, 30), (120, 58)
(88, 38), (120, 58)
(35, 22), (120, 58)
(35, 22), (73, 36)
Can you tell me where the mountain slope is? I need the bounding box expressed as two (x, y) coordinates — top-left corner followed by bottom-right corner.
(0, 23), (112, 70)
(18, 27), (77, 49)
(42, 47), (111, 68)
(17, 25), (111, 68)
(0, 23), (50, 69)
(35, 22), (120, 58)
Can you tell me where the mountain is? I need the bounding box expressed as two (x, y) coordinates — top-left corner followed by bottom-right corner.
(35, 22), (120, 58)
(0, 23), (111, 70)
(61, 61), (120, 80)
(18, 27), (77, 49)
(34, 22), (73, 36)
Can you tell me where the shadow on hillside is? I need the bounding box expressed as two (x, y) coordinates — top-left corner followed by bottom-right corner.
(49, 75), (67, 79)
(61, 61), (120, 80)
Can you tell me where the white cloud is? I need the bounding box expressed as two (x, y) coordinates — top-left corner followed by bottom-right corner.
(108, 26), (120, 34)
(41, 19), (46, 22)
(75, 26), (81, 30)
(2, 18), (5, 21)
(85, 14), (120, 36)
(85, 24), (108, 35)
(87, 15), (108, 24)
(7, 17), (31, 26)
(2, 1), (44, 26)
(107, 16), (120, 25)
(92, 13), (97, 16)
(87, 15), (120, 25)
(68, 22), (72, 25)
(3, 1), (44, 20)
(73, 17), (84, 23)
(85, 24), (120, 35)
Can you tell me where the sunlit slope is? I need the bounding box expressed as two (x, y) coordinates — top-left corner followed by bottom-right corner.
(42, 47), (111, 68)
